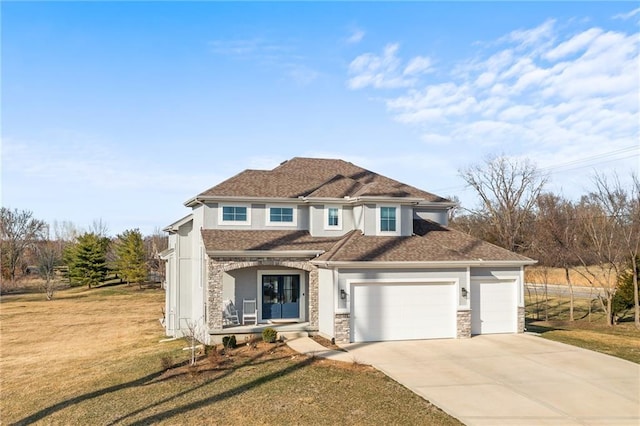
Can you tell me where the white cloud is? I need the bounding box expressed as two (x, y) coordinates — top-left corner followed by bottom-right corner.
(346, 28), (365, 44)
(403, 56), (433, 76)
(613, 8), (640, 20)
(347, 44), (433, 89)
(354, 18), (638, 161)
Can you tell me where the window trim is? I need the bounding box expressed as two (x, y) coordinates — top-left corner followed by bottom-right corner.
(376, 204), (401, 236)
(266, 205), (297, 227)
(218, 204), (251, 226)
(323, 206), (343, 231)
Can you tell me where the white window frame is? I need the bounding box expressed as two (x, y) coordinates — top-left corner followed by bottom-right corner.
(219, 204), (251, 226)
(376, 204), (401, 236)
(266, 205), (297, 227)
(324, 206), (343, 231)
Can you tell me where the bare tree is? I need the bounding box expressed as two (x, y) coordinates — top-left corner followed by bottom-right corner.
(534, 193), (580, 320)
(144, 228), (168, 283)
(572, 173), (630, 326)
(459, 155), (548, 253)
(0, 208), (47, 282)
(88, 218), (110, 238)
(36, 240), (62, 300)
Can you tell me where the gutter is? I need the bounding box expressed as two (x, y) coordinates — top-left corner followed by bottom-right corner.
(207, 250), (325, 258)
(311, 259), (538, 269)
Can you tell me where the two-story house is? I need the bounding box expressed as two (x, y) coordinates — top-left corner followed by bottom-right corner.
(162, 157), (534, 344)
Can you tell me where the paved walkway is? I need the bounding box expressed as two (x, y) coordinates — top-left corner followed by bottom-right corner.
(342, 334), (640, 426)
(285, 336), (354, 363)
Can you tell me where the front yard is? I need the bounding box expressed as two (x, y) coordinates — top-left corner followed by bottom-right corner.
(525, 294), (640, 363)
(0, 284), (459, 425)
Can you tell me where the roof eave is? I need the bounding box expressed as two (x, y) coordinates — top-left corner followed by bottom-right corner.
(207, 249), (325, 258)
(311, 259), (538, 268)
(187, 196), (308, 206)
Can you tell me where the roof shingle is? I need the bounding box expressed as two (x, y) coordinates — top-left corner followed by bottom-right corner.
(197, 157), (448, 201)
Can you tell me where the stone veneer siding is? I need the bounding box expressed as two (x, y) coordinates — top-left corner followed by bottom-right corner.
(456, 310), (471, 338)
(207, 258), (318, 332)
(518, 306), (525, 333)
(334, 313), (351, 344)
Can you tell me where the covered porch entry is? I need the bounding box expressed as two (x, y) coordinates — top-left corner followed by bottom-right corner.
(208, 259), (319, 332)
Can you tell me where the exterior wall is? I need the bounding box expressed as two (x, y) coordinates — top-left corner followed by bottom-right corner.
(363, 204), (376, 235)
(318, 268), (334, 338)
(177, 221), (193, 333)
(457, 310), (471, 338)
(309, 204), (354, 237)
(334, 313), (350, 344)
(352, 205), (364, 232)
(206, 203), (308, 231)
(207, 259), (319, 333)
(414, 208), (449, 226)
(518, 306), (525, 333)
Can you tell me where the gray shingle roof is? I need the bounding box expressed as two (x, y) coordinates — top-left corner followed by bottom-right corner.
(201, 220), (533, 263)
(197, 157), (448, 201)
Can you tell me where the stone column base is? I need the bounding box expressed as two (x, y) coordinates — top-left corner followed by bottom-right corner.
(457, 310), (471, 338)
(334, 313), (351, 344)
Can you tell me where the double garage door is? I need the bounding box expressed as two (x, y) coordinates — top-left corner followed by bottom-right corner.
(351, 280), (517, 343)
(351, 282), (457, 343)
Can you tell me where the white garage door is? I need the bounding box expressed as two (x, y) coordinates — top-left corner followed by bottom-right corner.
(471, 280), (516, 334)
(351, 282), (456, 342)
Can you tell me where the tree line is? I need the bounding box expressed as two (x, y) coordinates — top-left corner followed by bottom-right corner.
(0, 209), (167, 299)
(452, 155), (639, 329)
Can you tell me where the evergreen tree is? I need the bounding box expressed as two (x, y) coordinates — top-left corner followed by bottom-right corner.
(64, 232), (109, 288)
(115, 229), (147, 286)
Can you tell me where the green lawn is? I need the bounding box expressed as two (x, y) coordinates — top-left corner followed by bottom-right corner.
(525, 294), (640, 364)
(0, 284), (459, 425)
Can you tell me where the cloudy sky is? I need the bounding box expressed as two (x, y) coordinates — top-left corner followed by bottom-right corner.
(2, 2), (638, 236)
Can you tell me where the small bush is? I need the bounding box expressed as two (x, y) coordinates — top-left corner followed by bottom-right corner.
(222, 335), (237, 349)
(160, 354), (173, 370)
(262, 327), (278, 343)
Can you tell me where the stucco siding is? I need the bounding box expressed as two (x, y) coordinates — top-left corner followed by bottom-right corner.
(309, 205), (354, 237)
(414, 208), (449, 226)
(318, 268), (334, 338)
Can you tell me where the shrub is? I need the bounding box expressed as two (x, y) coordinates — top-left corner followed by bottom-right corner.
(222, 335), (237, 349)
(262, 327), (278, 343)
(160, 354), (173, 370)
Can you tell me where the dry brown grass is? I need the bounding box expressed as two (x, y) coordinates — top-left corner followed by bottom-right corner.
(525, 266), (617, 287)
(0, 284), (460, 425)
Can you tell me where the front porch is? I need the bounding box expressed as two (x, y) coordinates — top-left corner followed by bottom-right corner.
(207, 258), (319, 334)
(209, 321), (313, 344)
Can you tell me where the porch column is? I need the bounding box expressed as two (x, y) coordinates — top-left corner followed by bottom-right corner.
(308, 268), (319, 329)
(207, 260), (224, 331)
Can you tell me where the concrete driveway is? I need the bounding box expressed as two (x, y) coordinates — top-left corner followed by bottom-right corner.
(343, 334), (640, 425)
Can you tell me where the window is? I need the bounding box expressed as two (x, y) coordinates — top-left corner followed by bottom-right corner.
(266, 205), (297, 226)
(328, 208), (339, 226)
(380, 207), (396, 232)
(219, 204), (250, 225)
(324, 206), (343, 230)
(222, 206), (247, 221)
(270, 207), (293, 222)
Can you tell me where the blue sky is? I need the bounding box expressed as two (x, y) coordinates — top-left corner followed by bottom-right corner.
(2, 1), (639, 236)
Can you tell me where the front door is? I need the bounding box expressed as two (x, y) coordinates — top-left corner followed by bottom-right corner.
(262, 275), (300, 320)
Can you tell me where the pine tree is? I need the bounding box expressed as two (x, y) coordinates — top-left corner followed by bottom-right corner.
(64, 233), (109, 288)
(115, 229), (147, 286)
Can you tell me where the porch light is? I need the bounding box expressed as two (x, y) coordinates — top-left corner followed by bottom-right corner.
(340, 289), (347, 300)
(461, 287), (468, 298)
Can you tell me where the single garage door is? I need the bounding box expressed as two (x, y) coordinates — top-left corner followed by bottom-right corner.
(471, 280), (516, 334)
(351, 282), (456, 342)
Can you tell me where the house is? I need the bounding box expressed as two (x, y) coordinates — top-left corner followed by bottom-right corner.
(161, 157), (535, 344)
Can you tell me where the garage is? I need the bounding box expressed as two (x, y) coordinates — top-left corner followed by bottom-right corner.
(471, 280), (516, 334)
(351, 282), (457, 342)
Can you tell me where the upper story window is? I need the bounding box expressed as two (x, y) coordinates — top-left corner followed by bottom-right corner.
(380, 207), (396, 231)
(324, 206), (342, 230)
(219, 204), (250, 225)
(377, 205), (401, 235)
(266, 205), (297, 226)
